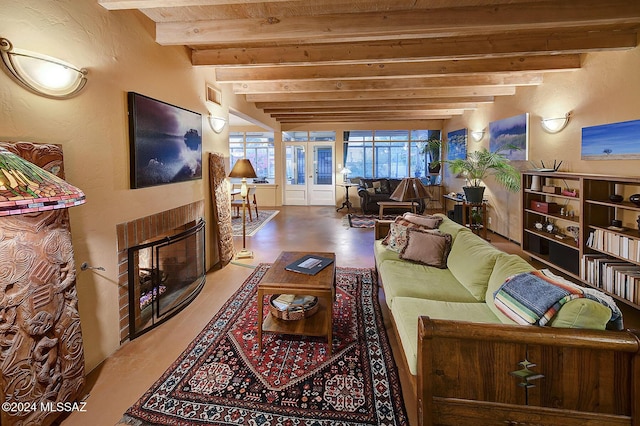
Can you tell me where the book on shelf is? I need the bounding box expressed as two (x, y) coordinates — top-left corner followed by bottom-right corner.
(586, 228), (640, 263)
(582, 254), (640, 304)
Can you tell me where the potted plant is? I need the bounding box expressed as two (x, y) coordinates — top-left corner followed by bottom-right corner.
(439, 147), (521, 203)
(420, 136), (442, 175)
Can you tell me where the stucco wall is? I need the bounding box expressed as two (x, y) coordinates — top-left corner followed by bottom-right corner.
(444, 46), (640, 241)
(0, 0), (232, 372)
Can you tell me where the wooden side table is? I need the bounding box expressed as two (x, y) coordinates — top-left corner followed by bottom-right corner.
(377, 201), (417, 219)
(461, 201), (489, 241)
(257, 251), (336, 355)
(336, 183), (358, 212)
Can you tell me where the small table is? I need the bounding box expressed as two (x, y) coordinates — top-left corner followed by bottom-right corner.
(336, 183), (358, 212)
(257, 251), (336, 355)
(377, 201), (417, 219)
(461, 201), (489, 241)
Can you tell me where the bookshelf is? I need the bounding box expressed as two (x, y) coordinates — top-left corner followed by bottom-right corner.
(521, 171), (640, 310)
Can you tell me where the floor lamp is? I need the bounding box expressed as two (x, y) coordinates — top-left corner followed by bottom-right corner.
(229, 159), (257, 259)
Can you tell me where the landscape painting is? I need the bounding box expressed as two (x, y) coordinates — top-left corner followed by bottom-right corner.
(581, 119), (640, 160)
(447, 128), (467, 161)
(128, 92), (202, 189)
(489, 113), (528, 161)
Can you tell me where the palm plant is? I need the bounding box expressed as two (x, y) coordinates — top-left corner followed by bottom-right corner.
(445, 147), (521, 192)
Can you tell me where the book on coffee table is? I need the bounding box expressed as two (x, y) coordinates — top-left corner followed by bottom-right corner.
(285, 254), (334, 275)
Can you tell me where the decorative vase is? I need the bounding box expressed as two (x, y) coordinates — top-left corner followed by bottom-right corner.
(428, 163), (441, 174)
(609, 194), (623, 203)
(530, 175), (541, 191)
(630, 194), (640, 206)
(463, 186), (485, 204)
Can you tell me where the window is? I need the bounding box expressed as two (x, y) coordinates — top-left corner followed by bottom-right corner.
(229, 131), (275, 181)
(344, 130), (440, 179)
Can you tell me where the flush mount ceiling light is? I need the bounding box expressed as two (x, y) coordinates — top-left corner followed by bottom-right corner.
(540, 112), (571, 134)
(0, 37), (88, 99)
(208, 115), (227, 133)
(470, 130), (485, 142)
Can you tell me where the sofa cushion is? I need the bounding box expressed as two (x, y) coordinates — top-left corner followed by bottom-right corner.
(402, 212), (442, 229)
(379, 260), (478, 308)
(374, 240), (401, 268)
(447, 230), (502, 301)
(433, 213), (468, 241)
(400, 228), (452, 268)
(382, 216), (438, 249)
(391, 297), (502, 375)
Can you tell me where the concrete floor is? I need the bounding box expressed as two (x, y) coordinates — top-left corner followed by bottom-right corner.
(60, 206), (522, 426)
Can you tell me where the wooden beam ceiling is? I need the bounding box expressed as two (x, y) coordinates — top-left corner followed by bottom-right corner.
(98, 0), (640, 124)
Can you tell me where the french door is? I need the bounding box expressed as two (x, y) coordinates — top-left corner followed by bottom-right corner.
(284, 142), (335, 205)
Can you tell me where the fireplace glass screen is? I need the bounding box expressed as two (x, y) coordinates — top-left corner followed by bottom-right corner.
(128, 218), (205, 338)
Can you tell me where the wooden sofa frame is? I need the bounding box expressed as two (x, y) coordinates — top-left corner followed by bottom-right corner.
(418, 317), (640, 426)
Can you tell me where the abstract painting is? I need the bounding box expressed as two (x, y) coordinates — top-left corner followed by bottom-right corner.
(581, 119), (640, 160)
(128, 92), (202, 189)
(447, 128), (467, 161)
(489, 113), (528, 161)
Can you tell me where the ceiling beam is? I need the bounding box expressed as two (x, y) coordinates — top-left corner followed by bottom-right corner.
(156, 1), (640, 46)
(245, 87), (516, 103)
(98, 0), (291, 10)
(232, 74), (543, 94)
(263, 104), (478, 114)
(255, 97), (496, 110)
(271, 109), (466, 117)
(193, 29), (637, 66)
(216, 55), (580, 82)
(277, 114), (454, 123)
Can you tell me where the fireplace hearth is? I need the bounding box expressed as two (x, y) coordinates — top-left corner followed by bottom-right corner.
(127, 218), (205, 338)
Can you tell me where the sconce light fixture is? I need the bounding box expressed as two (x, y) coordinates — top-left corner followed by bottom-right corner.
(540, 112), (571, 134)
(0, 147), (85, 216)
(470, 130), (485, 142)
(0, 37), (88, 99)
(208, 115), (227, 133)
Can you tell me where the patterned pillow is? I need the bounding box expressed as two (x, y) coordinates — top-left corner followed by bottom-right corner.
(382, 216), (439, 246)
(383, 220), (441, 253)
(402, 213), (443, 229)
(400, 228), (452, 268)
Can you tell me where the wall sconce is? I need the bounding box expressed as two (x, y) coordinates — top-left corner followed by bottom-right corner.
(540, 112), (571, 134)
(0, 147), (85, 216)
(470, 130), (485, 142)
(208, 115), (227, 133)
(0, 37), (88, 99)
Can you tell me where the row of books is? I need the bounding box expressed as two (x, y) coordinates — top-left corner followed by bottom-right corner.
(581, 254), (640, 304)
(586, 228), (640, 263)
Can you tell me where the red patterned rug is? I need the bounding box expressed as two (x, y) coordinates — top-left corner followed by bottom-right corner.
(121, 264), (408, 425)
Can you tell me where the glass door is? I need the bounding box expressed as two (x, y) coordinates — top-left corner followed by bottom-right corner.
(283, 142), (335, 205)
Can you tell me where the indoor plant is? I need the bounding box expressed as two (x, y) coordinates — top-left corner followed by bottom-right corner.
(420, 136), (442, 175)
(440, 147), (521, 203)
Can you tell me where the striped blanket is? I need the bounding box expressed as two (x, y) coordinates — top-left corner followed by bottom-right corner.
(494, 270), (623, 330)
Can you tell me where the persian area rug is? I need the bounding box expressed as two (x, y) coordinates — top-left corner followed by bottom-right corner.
(345, 214), (398, 228)
(121, 264), (408, 426)
(232, 210), (278, 237)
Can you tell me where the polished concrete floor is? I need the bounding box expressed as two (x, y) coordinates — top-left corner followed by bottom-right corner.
(60, 206), (523, 426)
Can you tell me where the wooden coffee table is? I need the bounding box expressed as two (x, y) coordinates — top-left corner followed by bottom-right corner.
(257, 251), (336, 355)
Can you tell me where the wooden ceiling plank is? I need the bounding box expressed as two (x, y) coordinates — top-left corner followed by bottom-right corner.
(278, 115), (454, 123)
(231, 74), (543, 94)
(98, 0), (292, 10)
(245, 86), (516, 102)
(255, 97), (495, 109)
(263, 104), (478, 113)
(193, 29), (638, 66)
(156, 1), (640, 46)
(216, 54), (580, 82)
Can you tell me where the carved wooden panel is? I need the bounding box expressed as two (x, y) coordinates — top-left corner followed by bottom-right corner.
(0, 141), (85, 426)
(209, 152), (234, 266)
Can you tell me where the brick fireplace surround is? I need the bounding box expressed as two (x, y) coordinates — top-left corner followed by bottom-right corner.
(116, 200), (204, 342)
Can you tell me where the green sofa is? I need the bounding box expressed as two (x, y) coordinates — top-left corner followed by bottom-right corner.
(374, 213), (613, 375)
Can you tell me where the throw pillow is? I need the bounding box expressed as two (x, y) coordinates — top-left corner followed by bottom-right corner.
(372, 180), (382, 194)
(400, 228), (452, 268)
(366, 187), (376, 194)
(402, 212), (443, 229)
(382, 216), (430, 246)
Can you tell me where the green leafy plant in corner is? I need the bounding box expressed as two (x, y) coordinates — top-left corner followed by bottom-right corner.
(437, 146), (521, 192)
(419, 136), (442, 162)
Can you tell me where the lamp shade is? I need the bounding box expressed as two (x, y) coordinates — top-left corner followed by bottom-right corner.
(390, 177), (429, 201)
(0, 147), (85, 216)
(229, 159), (257, 179)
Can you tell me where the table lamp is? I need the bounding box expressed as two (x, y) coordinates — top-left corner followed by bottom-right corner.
(340, 167), (352, 183)
(229, 159), (257, 258)
(390, 177), (429, 212)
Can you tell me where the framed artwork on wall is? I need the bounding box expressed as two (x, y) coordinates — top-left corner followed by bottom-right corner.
(128, 92), (202, 189)
(489, 113), (528, 161)
(446, 128), (467, 161)
(581, 119), (640, 160)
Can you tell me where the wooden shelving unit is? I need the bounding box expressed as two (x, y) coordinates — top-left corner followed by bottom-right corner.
(521, 171), (640, 310)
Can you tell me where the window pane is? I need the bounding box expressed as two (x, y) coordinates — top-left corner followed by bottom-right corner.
(285, 145), (305, 185)
(309, 131), (336, 141)
(344, 130), (373, 141)
(374, 141), (408, 178)
(282, 131), (309, 141)
(344, 141), (373, 178)
(375, 130), (409, 141)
